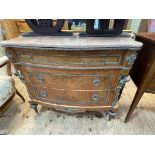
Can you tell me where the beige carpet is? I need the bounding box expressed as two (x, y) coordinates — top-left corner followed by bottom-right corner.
(0, 76), (155, 135)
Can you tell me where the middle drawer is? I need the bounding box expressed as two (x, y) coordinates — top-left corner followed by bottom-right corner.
(28, 72), (112, 91)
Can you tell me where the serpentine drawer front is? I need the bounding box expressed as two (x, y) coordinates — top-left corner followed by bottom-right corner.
(1, 34), (142, 115)
(30, 72), (111, 90)
(16, 49), (124, 66)
(28, 85), (109, 105)
(26, 68), (120, 90)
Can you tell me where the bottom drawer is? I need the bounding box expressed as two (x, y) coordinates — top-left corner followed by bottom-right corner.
(28, 85), (114, 106)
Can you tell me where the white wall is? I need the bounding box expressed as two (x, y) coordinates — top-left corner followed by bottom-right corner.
(130, 19), (141, 33)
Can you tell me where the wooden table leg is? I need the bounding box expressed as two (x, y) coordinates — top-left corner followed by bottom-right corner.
(124, 89), (144, 123)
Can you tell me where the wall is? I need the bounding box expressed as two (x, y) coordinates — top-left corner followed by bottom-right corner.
(130, 19), (148, 33)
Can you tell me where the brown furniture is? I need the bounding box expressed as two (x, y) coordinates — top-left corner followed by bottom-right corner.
(125, 32), (155, 123)
(0, 56), (25, 113)
(0, 20), (20, 40)
(0, 34), (142, 119)
(0, 21), (25, 113)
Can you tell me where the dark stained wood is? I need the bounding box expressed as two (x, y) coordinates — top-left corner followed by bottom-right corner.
(125, 32), (155, 123)
(147, 78), (155, 90)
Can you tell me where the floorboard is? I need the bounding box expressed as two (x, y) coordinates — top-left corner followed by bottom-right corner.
(0, 76), (155, 135)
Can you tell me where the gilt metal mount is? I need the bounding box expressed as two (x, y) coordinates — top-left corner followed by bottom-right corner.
(14, 70), (25, 84)
(126, 54), (137, 66)
(112, 75), (131, 107)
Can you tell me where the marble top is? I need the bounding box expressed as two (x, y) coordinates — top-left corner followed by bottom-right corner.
(0, 33), (143, 50)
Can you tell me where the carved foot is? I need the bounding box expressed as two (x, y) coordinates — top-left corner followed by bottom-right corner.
(107, 110), (117, 121)
(30, 103), (38, 114)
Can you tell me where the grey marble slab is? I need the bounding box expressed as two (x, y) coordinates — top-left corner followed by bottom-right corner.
(0, 33), (143, 50)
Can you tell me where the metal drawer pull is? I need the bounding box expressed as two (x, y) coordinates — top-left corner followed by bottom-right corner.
(92, 93), (98, 101)
(40, 90), (47, 97)
(92, 79), (100, 86)
(37, 74), (44, 83)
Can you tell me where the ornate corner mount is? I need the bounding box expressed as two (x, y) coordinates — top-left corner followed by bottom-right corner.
(6, 52), (13, 59)
(126, 54), (137, 66)
(14, 70), (25, 84)
(119, 75), (131, 85)
(112, 75), (131, 107)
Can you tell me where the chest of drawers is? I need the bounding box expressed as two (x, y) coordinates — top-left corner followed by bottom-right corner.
(0, 33), (142, 118)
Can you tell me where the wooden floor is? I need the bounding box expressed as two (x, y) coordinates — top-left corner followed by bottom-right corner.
(0, 76), (155, 135)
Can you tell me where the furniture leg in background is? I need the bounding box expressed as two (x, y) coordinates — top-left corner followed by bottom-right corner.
(125, 32), (155, 123)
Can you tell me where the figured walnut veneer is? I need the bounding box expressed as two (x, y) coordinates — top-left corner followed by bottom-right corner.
(1, 34), (142, 115)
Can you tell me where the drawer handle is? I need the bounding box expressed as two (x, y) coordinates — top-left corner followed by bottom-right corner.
(92, 93), (98, 101)
(92, 79), (100, 86)
(36, 74), (44, 83)
(40, 90), (47, 97)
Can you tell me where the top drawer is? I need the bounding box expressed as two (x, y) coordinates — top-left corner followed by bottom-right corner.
(15, 49), (125, 67)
